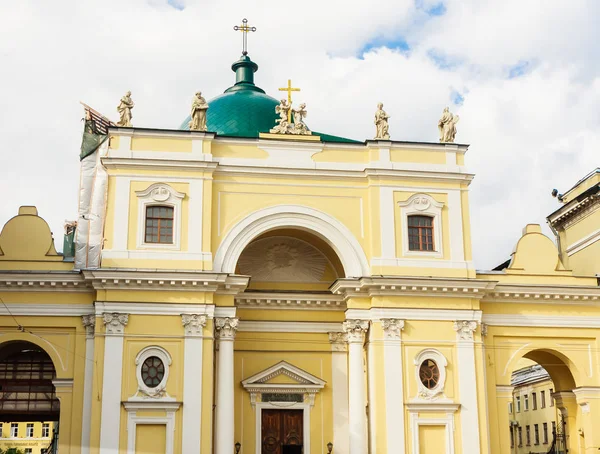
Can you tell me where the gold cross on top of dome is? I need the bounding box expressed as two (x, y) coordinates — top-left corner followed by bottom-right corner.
(233, 18), (257, 56)
(279, 79), (301, 122)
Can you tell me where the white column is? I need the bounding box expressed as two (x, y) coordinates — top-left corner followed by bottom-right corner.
(343, 319), (369, 454)
(381, 319), (406, 454)
(329, 333), (350, 454)
(181, 314), (207, 453)
(454, 320), (481, 454)
(99, 313), (129, 454)
(214, 317), (238, 454)
(81, 315), (96, 454)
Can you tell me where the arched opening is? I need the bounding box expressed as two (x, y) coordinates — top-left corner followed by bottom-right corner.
(236, 228), (345, 292)
(0, 341), (59, 453)
(507, 349), (579, 454)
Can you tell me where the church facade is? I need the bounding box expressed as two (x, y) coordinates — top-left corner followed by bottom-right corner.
(1, 47), (599, 454)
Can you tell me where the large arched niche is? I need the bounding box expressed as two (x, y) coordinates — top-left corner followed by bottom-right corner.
(214, 205), (370, 279)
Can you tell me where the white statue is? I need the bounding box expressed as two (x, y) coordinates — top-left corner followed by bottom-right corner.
(374, 102), (390, 140)
(292, 103), (310, 135)
(116, 91), (134, 127)
(438, 107), (459, 143)
(270, 99), (292, 134)
(189, 91), (209, 131)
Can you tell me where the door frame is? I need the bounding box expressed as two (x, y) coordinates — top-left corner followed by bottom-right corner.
(255, 402), (310, 454)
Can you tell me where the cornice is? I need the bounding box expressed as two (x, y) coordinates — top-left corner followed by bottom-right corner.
(331, 276), (496, 300)
(82, 270), (249, 294)
(547, 195), (599, 229)
(235, 291), (345, 311)
(0, 272), (92, 293)
(101, 157), (219, 172)
(481, 283), (600, 305)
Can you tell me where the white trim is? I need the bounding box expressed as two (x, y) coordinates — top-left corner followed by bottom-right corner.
(331, 345), (349, 454)
(566, 228), (600, 256)
(398, 193), (444, 258)
(135, 183), (185, 251)
(235, 291), (345, 311)
(188, 180), (204, 254)
(254, 402), (311, 454)
(367, 328), (377, 454)
(95, 302), (215, 317)
(102, 250), (212, 261)
(134, 346), (172, 398)
(0, 303), (94, 316)
(242, 361), (326, 393)
(482, 313), (600, 328)
(214, 306), (237, 318)
(99, 335), (125, 454)
(414, 349), (448, 400)
(213, 204), (370, 277)
(383, 334), (405, 453)
(346, 308), (482, 322)
(113, 176), (130, 251)
(182, 336), (203, 453)
(455, 334), (481, 453)
(380, 186), (396, 258)
(371, 257), (474, 269)
(124, 401), (180, 454)
(238, 321), (343, 333)
(81, 330), (95, 454)
(448, 190), (465, 262)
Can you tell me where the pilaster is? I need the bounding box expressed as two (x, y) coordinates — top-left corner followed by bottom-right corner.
(382, 319), (405, 454)
(81, 315), (95, 454)
(329, 332), (349, 454)
(573, 387), (600, 452)
(215, 317), (238, 454)
(53, 379), (74, 454)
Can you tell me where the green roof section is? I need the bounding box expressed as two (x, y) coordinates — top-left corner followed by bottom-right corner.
(180, 54), (358, 143)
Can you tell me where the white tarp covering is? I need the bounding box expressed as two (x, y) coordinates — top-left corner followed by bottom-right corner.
(74, 140), (108, 269)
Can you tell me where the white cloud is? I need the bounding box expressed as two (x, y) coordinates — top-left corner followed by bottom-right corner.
(0, 0), (598, 269)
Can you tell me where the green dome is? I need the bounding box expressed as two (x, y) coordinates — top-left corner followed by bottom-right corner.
(180, 55), (279, 137)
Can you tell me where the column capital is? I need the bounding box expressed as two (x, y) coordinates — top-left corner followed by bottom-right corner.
(182, 314), (207, 337)
(343, 319), (369, 344)
(215, 317), (239, 340)
(82, 314), (96, 338)
(453, 320), (477, 341)
(480, 322), (488, 337)
(381, 318), (404, 340)
(329, 332), (348, 352)
(103, 312), (129, 335)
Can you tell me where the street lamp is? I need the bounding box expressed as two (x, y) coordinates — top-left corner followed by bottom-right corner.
(235, 442), (241, 454)
(327, 442), (333, 453)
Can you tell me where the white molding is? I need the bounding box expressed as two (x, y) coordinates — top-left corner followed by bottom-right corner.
(331, 344), (349, 453)
(242, 360), (326, 395)
(188, 179), (204, 254)
(346, 308), (483, 322)
(134, 346), (172, 398)
(81, 320), (95, 454)
(382, 323), (406, 453)
(371, 257), (474, 269)
(481, 283), (600, 305)
(414, 348), (448, 400)
(408, 410), (456, 454)
(0, 275), (92, 293)
(482, 313), (600, 328)
(213, 204), (370, 277)
(398, 193), (444, 258)
(95, 301), (215, 318)
(0, 303), (94, 316)
(214, 307), (237, 318)
(254, 402), (311, 454)
(380, 186), (396, 258)
(124, 401), (180, 454)
(113, 176), (130, 251)
(238, 321), (343, 333)
(99, 334), (125, 454)
(566, 228), (600, 256)
(182, 334), (203, 453)
(235, 291), (345, 311)
(135, 183), (184, 251)
(102, 250), (212, 261)
(448, 190), (465, 262)
(455, 331), (481, 453)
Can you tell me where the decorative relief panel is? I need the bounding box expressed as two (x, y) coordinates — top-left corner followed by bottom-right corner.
(103, 312), (129, 335)
(82, 314), (96, 337)
(381, 318), (405, 340)
(454, 320), (477, 341)
(237, 236), (330, 283)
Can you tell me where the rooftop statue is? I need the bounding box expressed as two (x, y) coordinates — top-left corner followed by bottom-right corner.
(374, 103), (390, 140)
(292, 103), (311, 135)
(438, 107), (459, 143)
(270, 99), (292, 134)
(116, 91), (134, 127)
(189, 91), (209, 131)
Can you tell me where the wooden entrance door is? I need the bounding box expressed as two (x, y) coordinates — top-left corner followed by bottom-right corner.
(261, 409), (303, 454)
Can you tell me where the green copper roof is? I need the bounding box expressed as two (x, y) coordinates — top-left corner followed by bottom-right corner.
(180, 55), (360, 143)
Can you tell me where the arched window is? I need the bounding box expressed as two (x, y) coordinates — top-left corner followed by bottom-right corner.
(408, 215), (434, 251)
(145, 206), (174, 244)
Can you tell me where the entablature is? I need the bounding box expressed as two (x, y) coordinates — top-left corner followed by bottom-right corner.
(481, 283), (600, 305)
(235, 291), (345, 311)
(0, 271), (92, 293)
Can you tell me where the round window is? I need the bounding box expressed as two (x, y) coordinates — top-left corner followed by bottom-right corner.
(141, 356), (165, 388)
(419, 359), (440, 390)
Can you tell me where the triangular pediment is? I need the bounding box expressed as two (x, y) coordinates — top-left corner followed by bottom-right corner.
(241, 361), (326, 393)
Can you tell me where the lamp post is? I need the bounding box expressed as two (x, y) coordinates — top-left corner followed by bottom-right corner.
(327, 442), (333, 453)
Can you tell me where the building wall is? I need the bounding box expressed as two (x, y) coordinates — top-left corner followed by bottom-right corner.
(0, 422), (54, 454)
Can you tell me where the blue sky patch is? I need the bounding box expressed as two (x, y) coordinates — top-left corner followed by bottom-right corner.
(167, 0), (185, 10)
(508, 60), (531, 78)
(415, 0), (447, 16)
(427, 49), (462, 70)
(450, 89), (465, 105)
(359, 36), (410, 59)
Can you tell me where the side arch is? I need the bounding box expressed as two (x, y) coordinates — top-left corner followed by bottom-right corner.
(0, 333), (69, 377)
(214, 205), (370, 277)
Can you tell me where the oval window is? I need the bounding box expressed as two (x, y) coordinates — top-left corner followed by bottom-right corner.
(141, 356), (165, 388)
(419, 359), (440, 390)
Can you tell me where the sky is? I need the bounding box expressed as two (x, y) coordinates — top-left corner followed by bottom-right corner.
(0, 0), (598, 270)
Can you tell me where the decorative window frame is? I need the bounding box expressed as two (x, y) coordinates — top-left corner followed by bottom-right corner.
(398, 193), (444, 258)
(414, 348), (448, 400)
(123, 401), (180, 454)
(135, 183), (185, 250)
(407, 403), (459, 454)
(135, 346), (172, 399)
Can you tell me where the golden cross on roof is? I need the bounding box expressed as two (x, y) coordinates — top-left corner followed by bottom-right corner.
(279, 79), (301, 122)
(233, 18), (257, 56)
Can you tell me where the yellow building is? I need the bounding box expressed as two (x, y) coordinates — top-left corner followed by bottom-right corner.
(1, 37), (599, 454)
(0, 421), (55, 454)
(509, 361), (559, 453)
